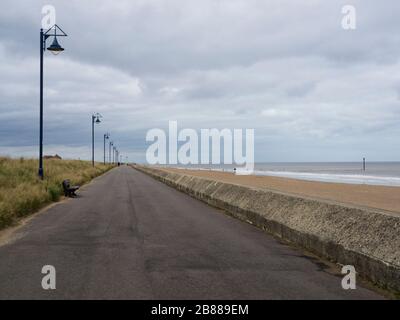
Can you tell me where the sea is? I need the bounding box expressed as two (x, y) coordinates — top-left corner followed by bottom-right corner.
(169, 162), (400, 187)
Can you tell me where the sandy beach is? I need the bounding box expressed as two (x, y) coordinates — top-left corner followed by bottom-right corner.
(164, 168), (400, 214)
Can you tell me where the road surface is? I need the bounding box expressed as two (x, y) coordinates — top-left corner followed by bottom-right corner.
(0, 166), (383, 299)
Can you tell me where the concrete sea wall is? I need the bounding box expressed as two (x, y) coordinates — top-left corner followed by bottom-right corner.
(134, 165), (400, 293)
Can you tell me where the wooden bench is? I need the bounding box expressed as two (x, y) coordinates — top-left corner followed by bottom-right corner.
(62, 179), (79, 197)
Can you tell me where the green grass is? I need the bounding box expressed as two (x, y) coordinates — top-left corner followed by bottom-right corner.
(0, 157), (113, 230)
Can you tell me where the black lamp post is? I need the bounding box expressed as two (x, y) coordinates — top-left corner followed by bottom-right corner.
(109, 141), (113, 164)
(91, 113), (102, 167)
(38, 24), (67, 179)
(103, 133), (110, 165)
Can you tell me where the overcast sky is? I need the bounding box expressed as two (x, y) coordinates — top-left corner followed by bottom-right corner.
(1, 0), (399, 163)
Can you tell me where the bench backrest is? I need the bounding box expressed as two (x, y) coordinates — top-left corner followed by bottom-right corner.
(62, 179), (70, 189)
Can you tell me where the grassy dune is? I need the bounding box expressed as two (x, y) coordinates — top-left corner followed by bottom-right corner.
(0, 157), (113, 230)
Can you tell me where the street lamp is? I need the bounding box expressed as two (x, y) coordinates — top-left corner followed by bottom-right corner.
(103, 133), (110, 165)
(38, 24), (67, 179)
(92, 113), (102, 167)
(109, 141), (113, 164)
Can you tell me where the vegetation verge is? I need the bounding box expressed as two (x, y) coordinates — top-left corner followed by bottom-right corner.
(0, 157), (113, 230)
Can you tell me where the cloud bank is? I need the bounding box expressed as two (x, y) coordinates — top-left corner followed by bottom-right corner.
(0, 0), (399, 162)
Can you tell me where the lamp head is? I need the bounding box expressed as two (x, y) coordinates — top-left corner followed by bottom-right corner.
(93, 113), (102, 124)
(47, 36), (64, 55)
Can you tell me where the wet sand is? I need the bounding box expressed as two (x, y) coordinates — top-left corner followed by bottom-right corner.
(164, 168), (400, 214)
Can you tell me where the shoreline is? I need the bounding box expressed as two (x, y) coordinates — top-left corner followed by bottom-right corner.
(169, 165), (400, 187)
(164, 167), (400, 214)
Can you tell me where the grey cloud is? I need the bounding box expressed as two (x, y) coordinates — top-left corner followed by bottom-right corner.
(1, 0), (400, 162)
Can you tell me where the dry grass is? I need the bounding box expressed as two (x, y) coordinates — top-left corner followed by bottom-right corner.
(0, 157), (113, 229)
